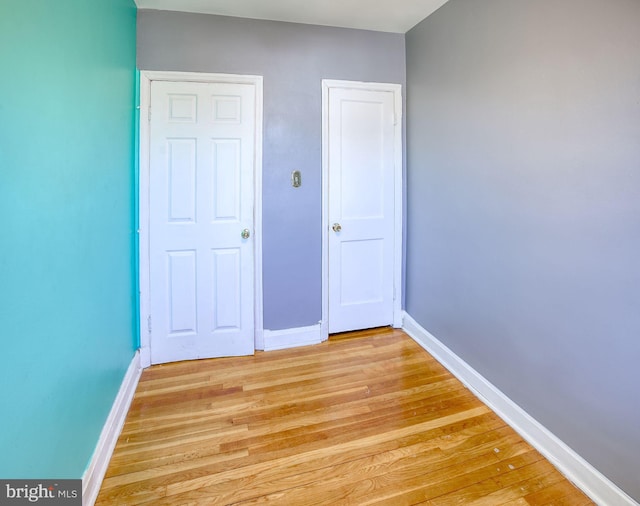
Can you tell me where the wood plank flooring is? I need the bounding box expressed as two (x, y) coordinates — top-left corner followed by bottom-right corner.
(96, 328), (593, 505)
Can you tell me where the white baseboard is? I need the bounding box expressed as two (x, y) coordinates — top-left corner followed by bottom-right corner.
(402, 312), (638, 506)
(263, 323), (324, 351)
(82, 351), (142, 506)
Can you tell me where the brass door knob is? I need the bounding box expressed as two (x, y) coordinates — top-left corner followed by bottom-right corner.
(332, 223), (342, 233)
(241, 229), (250, 239)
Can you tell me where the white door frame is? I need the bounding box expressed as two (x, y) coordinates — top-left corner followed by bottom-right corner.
(138, 70), (264, 367)
(321, 79), (403, 340)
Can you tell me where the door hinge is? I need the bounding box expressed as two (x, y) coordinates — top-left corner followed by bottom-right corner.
(147, 315), (152, 334)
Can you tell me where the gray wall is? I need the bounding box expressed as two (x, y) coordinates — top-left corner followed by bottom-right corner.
(406, 0), (640, 500)
(138, 10), (405, 330)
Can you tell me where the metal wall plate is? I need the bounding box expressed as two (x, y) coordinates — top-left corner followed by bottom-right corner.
(291, 170), (302, 188)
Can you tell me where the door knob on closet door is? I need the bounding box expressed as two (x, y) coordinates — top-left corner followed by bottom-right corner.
(332, 223), (342, 233)
(241, 229), (250, 239)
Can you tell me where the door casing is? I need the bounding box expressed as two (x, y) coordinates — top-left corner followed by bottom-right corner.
(138, 71), (264, 367)
(321, 79), (403, 339)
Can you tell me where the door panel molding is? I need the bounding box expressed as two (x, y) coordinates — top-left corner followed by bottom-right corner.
(321, 79), (403, 339)
(139, 71), (264, 367)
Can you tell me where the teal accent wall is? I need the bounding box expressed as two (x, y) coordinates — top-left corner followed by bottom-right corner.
(0, 0), (137, 478)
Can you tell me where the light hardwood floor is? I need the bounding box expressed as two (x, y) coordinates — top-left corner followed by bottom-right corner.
(96, 328), (593, 505)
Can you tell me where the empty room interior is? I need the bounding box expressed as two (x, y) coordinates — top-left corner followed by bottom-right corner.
(1, 0), (639, 504)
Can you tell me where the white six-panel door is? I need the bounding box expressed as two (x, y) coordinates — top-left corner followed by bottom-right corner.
(148, 79), (257, 363)
(324, 82), (402, 334)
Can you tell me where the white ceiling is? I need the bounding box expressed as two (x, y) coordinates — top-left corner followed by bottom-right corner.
(134, 0), (450, 33)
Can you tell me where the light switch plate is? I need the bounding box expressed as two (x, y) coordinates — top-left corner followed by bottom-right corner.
(292, 170), (302, 188)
